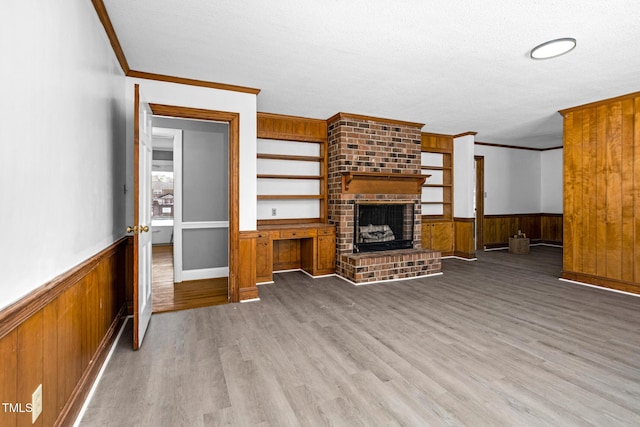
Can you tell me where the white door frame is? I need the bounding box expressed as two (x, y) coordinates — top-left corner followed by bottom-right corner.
(152, 127), (184, 282)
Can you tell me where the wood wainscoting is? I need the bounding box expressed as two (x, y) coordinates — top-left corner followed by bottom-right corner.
(238, 231), (259, 301)
(0, 237), (128, 427)
(453, 217), (476, 259)
(541, 213), (563, 244)
(483, 213), (563, 249)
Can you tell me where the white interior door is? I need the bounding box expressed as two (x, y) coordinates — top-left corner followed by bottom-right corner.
(133, 84), (153, 349)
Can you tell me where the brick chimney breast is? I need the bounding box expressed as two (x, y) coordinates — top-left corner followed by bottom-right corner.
(326, 113), (441, 283)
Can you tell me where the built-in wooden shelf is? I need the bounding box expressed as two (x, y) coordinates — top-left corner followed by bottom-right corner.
(258, 174), (323, 180)
(257, 153), (323, 162)
(421, 132), (454, 220)
(256, 113), (330, 224)
(257, 194), (325, 200)
(421, 166), (452, 171)
(341, 171), (428, 194)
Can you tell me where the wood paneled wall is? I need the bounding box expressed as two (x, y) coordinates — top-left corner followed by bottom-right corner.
(453, 218), (475, 258)
(541, 214), (563, 244)
(257, 112), (328, 143)
(560, 91), (640, 294)
(238, 231), (258, 301)
(0, 238), (127, 427)
(483, 214), (563, 248)
(421, 132), (454, 153)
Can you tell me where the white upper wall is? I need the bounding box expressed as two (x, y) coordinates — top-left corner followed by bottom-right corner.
(0, 1), (127, 309)
(125, 78), (257, 231)
(541, 148), (563, 213)
(453, 134), (475, 218)
(474, 145), (542, 215)
(473, 144), (563, 215)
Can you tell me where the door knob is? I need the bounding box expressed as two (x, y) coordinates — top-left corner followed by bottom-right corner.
(126, 225), (138, 233)
(141, 225), (150, 233)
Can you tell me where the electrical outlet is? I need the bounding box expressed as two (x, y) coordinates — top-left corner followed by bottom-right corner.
(32, 384), (42, 423)
(271, 208), (277, 216)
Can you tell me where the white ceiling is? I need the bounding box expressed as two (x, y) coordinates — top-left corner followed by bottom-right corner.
(103, 0), (640, 148)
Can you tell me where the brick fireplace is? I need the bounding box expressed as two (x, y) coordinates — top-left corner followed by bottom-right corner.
(327, 113), (441, 284)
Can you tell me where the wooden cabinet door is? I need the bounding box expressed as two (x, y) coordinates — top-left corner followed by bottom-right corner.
(421, 222), (433, 249)
(431, 222), (454, 254)
(317, 234), (336, 273)
(422, 221), (454, 255)
(255, 235), (273, 283)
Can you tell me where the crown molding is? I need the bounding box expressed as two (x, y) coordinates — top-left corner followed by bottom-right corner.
(453, 131), (477, 138)
(127, 70), (260, 94)
(421, 131), (455, 138)
(327, 112), (424, 129)
(91, 0), (260, 95)
(91, 0), (130, 73)
(559, 90), (640, 116)
(474, 141), (562, 152)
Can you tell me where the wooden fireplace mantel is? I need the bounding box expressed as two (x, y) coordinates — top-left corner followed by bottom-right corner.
(341, 171), (428, 194)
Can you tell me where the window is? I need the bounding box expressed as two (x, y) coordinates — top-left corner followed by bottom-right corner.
(152, 171), (174, 220)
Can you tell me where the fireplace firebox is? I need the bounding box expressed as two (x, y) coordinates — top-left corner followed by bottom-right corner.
(354, 203), (414, 253)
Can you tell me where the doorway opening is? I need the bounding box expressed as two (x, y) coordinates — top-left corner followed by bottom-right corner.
(149, 111), (237, 312)
(475, 155), (485, 250)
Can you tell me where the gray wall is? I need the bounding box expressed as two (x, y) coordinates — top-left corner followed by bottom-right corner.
(154, 117), (229, 271)
(182, 129), (229, 222)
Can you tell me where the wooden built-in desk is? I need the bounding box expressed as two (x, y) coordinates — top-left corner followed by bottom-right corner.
(256, 223), (336, 283)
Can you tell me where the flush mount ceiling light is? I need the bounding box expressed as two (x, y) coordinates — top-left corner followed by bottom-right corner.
(530, 38), (576, 59)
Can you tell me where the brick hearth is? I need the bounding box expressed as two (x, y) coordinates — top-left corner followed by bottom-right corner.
(327, 113), (442, 283)
(340, 248), (441, 284)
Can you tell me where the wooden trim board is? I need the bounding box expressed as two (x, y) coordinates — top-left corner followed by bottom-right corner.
(257, 112), (327, 142)
(327, 112), (424, 129)
(90, 1), (261, 94)
(150, 103), (241, 302)
(128, 70), (260, 95)
(0, 237), (127, 340)
(90, 0), (130, 74)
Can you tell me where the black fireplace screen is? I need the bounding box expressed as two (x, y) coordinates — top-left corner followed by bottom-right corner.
(354, 203), (414, 253)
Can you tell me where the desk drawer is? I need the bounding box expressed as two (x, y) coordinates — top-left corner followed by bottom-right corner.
(256, 231), (272, 240)
(279, 229), (316, 239)
(317, 227), (335, 236)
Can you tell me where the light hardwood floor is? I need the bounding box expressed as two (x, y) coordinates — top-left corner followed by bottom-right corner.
(80, 246), (640, 426)
(152, 245), (228, 313)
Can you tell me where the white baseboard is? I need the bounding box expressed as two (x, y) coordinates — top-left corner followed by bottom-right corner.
(240, 297), (261, 303)
(558, 278), (640, 298)
(181, 266), (229, 281)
